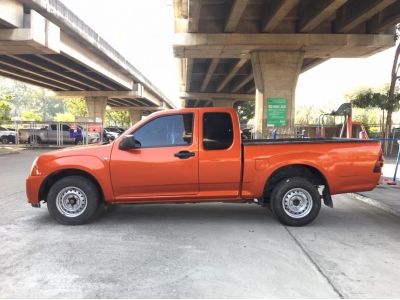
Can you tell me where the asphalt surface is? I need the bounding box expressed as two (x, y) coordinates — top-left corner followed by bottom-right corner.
(1, 149), (400, 298)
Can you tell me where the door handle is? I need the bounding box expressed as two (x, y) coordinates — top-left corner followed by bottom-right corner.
(174, 150), (195, 159)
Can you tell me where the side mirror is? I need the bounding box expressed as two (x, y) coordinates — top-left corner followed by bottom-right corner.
(119, 135), (141, 150)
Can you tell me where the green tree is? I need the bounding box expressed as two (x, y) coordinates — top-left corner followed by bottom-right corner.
(0, 77), (66, 120)
(347, 86), (400, 136)
(235, 101), (255, 124)
(54, 112), (75, 122)
(105, 111), (130, 127)
(21, 111), (42, 121)
(0, 95), (12, 121)
(65, 98), (87, 118)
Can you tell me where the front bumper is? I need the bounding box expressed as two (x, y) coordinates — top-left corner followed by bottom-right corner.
(26, 175), (45, 205)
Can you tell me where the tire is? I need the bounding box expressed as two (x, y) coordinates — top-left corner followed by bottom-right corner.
(46, 175), (102, 225)
(270, 177), (321, 226)
(0, 136), (8, 144)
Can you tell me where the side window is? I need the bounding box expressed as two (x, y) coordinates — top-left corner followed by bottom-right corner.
(50, 124), (57, 131)
(133, 114), (193, 148)
(203, 112), (233, 150)
(62, 124), (70, 131)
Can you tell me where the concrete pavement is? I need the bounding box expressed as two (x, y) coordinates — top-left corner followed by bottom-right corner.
(1, 149), (400, 298)
(0, 145), (22, 156)
(355, 158), (400, 217)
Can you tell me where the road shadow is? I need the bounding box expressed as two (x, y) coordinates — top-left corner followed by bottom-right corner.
(97, 203), (276, 226)
(26, 197), (400, 231)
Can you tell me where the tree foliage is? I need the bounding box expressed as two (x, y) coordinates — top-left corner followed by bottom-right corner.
(235, 101), (255, 124)
(295, 106), (319, 124)
(54, 112), (75, 122)
(65, 98), (87, 118)
(0, 95), (12, 121)
(105, 110), (130, 127)
(349, 87), (400, 112)
(21, 111), (41, 121)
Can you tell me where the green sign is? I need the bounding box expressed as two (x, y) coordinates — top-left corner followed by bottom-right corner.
(265, 98), (287, 127)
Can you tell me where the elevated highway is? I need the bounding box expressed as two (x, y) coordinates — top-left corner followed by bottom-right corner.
(0, 0), (174, 124)
(173, 0), (400, 136)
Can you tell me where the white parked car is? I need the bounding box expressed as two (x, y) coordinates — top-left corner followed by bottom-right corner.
(0, 126), (16, 144)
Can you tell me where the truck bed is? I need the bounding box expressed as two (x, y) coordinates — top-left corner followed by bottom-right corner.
(241, 137), (382, 198)
(243, 137), (379, 145)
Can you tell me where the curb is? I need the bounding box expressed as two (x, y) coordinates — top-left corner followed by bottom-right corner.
(350, 193), (400, 217)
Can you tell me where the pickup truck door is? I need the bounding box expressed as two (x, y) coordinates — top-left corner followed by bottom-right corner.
(198, 111), (242, 198)
(110, 112), (199, 200)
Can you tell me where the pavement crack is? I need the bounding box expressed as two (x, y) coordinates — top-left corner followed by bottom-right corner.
(284, 226), (344, 299)
(5, 190), (25, 198)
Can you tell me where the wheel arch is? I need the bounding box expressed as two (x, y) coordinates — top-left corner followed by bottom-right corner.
(39, 169), (105, 203)
(263, 164), (328, 203)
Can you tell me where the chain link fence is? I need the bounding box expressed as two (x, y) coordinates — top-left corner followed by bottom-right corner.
(0, 121), (105, 148)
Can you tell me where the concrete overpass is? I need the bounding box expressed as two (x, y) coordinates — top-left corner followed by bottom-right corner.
(0, 0), (174, 125)
(173, 0), (400, 137)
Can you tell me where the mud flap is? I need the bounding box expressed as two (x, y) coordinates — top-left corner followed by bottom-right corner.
(322, 186), (333, 208)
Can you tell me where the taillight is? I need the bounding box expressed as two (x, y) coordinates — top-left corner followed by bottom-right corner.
(373, 151), (384, 173)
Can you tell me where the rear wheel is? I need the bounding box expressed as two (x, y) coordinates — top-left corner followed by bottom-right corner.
(270, 177), (321, 226)
(47, 176), (102, 225)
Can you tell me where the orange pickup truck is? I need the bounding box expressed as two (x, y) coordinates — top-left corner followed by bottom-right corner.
(26, 107), (383, 226)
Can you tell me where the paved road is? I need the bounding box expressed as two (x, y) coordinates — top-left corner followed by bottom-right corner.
(1, 149), (400, 298)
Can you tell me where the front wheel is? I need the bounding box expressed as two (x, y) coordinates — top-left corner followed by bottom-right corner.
(47, 176), (102, 225)
(270, 177), (321, 226)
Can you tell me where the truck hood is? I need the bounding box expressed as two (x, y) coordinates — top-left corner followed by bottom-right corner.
(40, 142), (113, 160)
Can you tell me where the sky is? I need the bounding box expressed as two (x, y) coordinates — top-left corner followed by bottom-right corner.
(61, 0), (397, 111)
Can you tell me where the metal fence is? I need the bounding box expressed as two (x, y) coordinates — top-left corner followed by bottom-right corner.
(241, 123), (400, 156)
(0, 121), (104, 147)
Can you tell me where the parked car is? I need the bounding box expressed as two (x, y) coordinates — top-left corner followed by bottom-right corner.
(27, 107), (383, 226)
(0, 126), (16, 144)
(18, 124), (99, 145)
(103, 129), (119, 142)
(104, 126), (125, 134)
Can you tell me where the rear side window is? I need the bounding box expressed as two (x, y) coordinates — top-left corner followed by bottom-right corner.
(203, 113), (233, 150)
(133, 114), (193, 148)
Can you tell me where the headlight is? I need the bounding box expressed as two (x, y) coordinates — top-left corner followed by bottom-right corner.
(29, 157), (41, 176)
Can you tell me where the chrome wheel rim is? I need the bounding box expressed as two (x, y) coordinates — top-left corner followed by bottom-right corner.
(282, 188), (313, 219)
(56, 186), (88, 217)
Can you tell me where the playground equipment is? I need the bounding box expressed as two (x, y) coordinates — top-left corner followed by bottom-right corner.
(317, 103), (354, 138)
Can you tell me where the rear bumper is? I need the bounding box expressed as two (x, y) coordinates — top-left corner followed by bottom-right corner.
(26, 175), (45, 205)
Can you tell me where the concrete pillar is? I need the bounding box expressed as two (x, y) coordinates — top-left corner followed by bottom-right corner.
(212, 100), (235, 107)
(128, 109), (142, 125)
(251, 51), (304, 138)
(85, 96), (107, 123)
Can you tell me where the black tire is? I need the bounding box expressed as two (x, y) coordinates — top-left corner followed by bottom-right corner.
(0, 136), (8, 144)
(270, 177), (321, 226)
(47, 175), (102, 225)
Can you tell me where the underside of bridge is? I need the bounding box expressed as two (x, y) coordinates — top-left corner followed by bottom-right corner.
(0, 0), (174, 124)
(174, 0), (400, 137)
